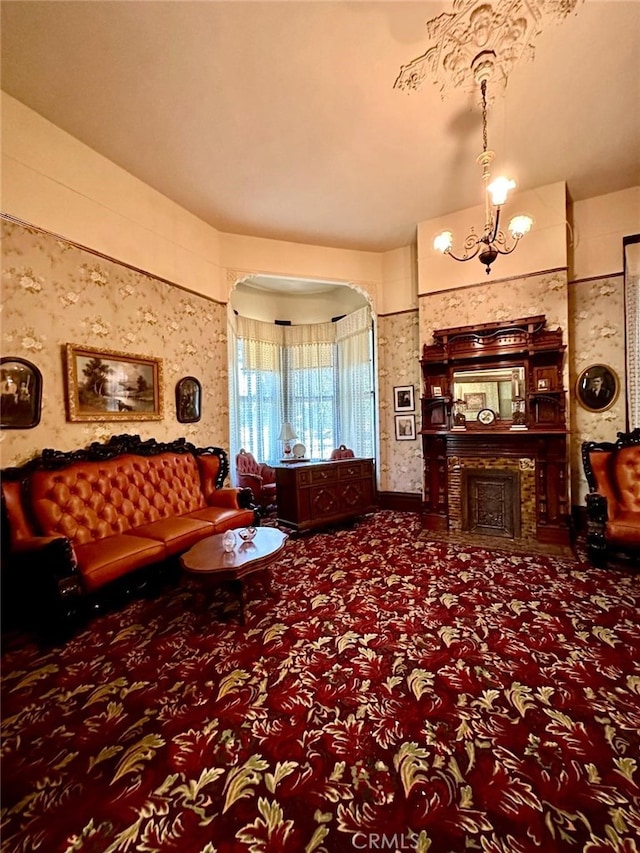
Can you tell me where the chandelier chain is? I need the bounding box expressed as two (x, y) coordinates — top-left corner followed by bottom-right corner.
(481, 78), (488, 154)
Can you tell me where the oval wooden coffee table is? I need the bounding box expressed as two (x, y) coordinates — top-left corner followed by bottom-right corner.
(180, 527), (288, 623)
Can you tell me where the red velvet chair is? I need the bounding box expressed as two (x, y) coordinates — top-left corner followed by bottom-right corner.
(330, 444), (355, 460)
(235, 449), (277, 512)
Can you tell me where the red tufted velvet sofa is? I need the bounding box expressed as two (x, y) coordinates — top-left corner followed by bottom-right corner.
(582, 428), (640, 567)
(1, 434), (257, 636)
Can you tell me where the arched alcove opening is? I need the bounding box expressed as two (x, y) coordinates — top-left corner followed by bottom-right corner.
(227, 274), (379, 483)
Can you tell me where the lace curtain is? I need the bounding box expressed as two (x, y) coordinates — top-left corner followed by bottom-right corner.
(283, 322), (337, 461)
(228, 314), (284, 465)
(335, 307), (375, 458)
(625, 237), (640, 430)
(229, 307), (374, 469)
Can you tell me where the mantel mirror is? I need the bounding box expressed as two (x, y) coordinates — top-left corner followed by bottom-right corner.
(453, 366), (525, 422)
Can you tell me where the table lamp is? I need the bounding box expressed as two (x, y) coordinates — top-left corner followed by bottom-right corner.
(278, 422), (297, 458)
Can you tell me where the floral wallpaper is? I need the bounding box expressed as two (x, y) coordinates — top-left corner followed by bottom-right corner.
(1, 220), (627, 510)
(568, 275), (626, 504)
(1, 221), (229, 468)
(418, 271), (569, 346)
(377, 310), (423, 494)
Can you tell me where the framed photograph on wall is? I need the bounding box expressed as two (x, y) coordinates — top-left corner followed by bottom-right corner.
(394, 385), (415, 412)
(394, 413), (416, 440)
(0, 357), (42, 429)
(64, 343), (163, 422)
(176, 376), (202, 423)
(576, 364), (619, 413)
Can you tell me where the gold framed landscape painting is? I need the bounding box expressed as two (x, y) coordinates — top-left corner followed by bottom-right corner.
(65, 343), (163, 422)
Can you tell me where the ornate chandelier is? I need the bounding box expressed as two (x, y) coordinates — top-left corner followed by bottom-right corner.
(433, 51), (532, 275)
(393, 1), (585, 275)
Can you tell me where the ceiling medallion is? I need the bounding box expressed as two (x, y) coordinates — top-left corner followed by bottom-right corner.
(394, 0), (583, 94)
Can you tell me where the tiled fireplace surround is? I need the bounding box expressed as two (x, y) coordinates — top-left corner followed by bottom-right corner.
(421, 429), (570, 550)
(447, 455), (537, 541)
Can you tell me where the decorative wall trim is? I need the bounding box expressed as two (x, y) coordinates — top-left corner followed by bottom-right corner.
(377, 307), (419, 319)
(0, 213), (225, 305)
(226, 270), (379, 314)
(569, 272), (623, 286)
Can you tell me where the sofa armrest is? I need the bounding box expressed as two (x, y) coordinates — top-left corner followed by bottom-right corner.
(5, 534), (85, 639)
(238, 472), (263, 491)
(206, 486), (254, 510)
(13, 533), (68, 553)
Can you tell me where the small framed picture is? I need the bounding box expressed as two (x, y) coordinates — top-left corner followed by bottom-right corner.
(537, 378), (549, 391)
(576, 364), (619, 412)
(394, 413), (416, 440)
(176, 376), (202, 423)
(394, 385), (415, 412)
(464, 392), (486, 412)
(431, 385), (442, 397)
(1, 357), (42, 429)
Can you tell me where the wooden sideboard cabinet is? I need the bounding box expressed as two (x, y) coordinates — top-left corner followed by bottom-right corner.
(275, 458), (376, 533)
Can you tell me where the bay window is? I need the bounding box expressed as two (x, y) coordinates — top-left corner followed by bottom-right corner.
(229, 307), (375, 466)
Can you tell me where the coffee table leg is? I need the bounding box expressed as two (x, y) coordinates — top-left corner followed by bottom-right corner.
(229, 579), (245, 625)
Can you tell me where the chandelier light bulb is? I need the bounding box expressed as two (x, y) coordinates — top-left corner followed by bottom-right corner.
(487, 176), (516, 206)
(433, 231), (453, 253)
(508, 215), (533, 238)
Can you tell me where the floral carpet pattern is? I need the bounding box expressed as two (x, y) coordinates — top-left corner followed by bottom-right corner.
(2, 511), (640, 853)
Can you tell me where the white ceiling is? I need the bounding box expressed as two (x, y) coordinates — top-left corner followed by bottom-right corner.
(2, 1), (639, 254)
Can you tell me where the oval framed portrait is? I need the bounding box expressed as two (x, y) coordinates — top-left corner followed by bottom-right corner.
(575, 364), (619, 412)
(0, 357), (42, 429)
(175, 376), (202, 423)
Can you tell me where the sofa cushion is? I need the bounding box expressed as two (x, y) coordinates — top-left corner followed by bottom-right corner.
(75, 534), (166, 592)
(187, 506), (256, 531)
(606, 512), (640, 547)
(128, 517), (214, 556)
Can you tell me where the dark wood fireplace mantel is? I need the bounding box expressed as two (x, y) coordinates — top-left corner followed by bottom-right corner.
(421, 428), (569, 545)
(420, 317), (570, 547)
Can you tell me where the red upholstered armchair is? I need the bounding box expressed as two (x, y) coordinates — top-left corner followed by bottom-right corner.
(330, 445), (355, 460)
(582, 428), (640, 567)
(235, 449), (277, 513)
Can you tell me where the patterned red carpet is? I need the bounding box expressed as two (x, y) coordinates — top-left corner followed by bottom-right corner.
(2, 511), (639, 853)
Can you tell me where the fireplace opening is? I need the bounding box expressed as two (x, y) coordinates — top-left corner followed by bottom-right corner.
(462, 468), (521, 539)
